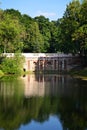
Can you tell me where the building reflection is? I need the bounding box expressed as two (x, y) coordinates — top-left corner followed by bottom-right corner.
(0, 74), (84, 99)
(22, 75), (45, 97)
(21, 74), (79, 98)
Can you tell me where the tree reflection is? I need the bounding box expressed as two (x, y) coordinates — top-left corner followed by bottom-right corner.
(58, 79), (87, 130)
(0, 75), (87, 130)
(0, 76), (25, 130)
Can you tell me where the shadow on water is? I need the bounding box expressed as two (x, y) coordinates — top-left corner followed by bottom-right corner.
(0, 75), (87, 130)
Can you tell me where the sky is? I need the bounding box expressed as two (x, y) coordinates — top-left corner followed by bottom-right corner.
(0, 0), (72, 21)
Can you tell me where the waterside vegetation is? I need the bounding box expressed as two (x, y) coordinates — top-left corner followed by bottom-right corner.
(0, 53), (25, 75)
(0, 70), (4, 76)
(70, 68), (87, 79)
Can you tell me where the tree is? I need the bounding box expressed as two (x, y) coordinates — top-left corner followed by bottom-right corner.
(72, 0), (87, 55)
(0, 53), (25, 74)
(21, 14), (34, 52)
(80, 0), (87, 25)
(0, 9), (4, 53)
(72, 24), (87, 55)
(0, 12), (25, 53)
(58, 0), (81, 54)
(34, 16), (51, 52)
(4, 9), (22, 20)
(49, 21), (60, 52)
(27, 22), (44, 52)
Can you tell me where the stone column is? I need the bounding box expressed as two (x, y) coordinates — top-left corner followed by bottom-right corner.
(43, 60), (44, 70)
(54, 60), (56, 70)
(38, 60), (40, 70)
(52, 60), (54, 70)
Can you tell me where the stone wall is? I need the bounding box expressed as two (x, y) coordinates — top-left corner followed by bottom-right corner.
(4, 53), (81, 71)
(22, 53), (81, 72)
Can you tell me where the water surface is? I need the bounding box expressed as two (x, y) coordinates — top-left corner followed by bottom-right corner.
(0, 74), (87, 130)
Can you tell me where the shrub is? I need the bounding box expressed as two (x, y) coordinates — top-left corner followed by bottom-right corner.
(0, 53), (25, 75)
(0, 70), (4, 76)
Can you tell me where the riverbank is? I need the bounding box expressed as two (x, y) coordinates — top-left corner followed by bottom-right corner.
(69, 68), (87, 80)
(1, 68), (87, 80)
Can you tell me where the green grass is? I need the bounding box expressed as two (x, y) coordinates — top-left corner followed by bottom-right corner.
(70, 68), (87, 76)
(69, 68), (87, 80)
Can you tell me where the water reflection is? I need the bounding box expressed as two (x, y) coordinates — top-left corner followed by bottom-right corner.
(20, 116), (62, 130)
(22, 74), (79, 97)
(0, 75), (87, 130)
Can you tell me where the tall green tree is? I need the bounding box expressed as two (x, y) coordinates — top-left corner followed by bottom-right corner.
(58, 0), (81, 54)
(49, 21), (60, 52)
(0, 9), (4, 53)
(4, 9), (22, 20)
(21, 14), (34, 52)
(34, 16), (51, 52)
(72, 0), (87, 55)
(0, 12), (25, 52)
(27, 22), (44, 52)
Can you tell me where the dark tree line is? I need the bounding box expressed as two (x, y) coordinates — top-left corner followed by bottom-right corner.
(0, 0), (87, 55)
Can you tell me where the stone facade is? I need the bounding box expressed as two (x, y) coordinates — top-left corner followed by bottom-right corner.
(4, 53), (81, 72)
(22, 53), (81, 72)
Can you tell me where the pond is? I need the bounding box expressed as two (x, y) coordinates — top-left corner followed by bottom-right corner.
(0, 74), (87, 130)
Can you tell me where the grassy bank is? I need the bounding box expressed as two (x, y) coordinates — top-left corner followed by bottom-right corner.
(23, 69), (87, 76)
(69, 68), (87, 80)
(1, 68), (87, 79)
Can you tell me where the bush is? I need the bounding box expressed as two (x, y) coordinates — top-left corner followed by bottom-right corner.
(0, 70), (4, 76)
(0, 53), (25, 75)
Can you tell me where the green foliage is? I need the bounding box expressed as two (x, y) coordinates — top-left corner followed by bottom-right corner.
(25, 22), (44, 52)
(70, 67), (87, 77)
(34, 16), (51, 52)
(0, 10), (25, 53)
(0, 1), (87, 55)
(56, 0), (87, 56)
(0, 53), (25, 74)
(49, 21), (60, 52)
(72, 24), (87, 52)
(80, 0), (87, 25)
(0, 70), (4, 76)
(58, 0), (81, 53)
